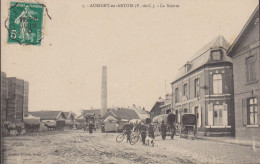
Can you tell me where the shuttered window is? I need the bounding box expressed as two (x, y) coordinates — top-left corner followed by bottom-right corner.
(213, 105), (223, 126)
(242, 99), (247, 126)
(242, 97), (258, 125)
(213, 74), (222, 94)
(194, 78), (200, 97)
(208, 103), (213, 126)
(248, 97), (258, 125)
(183, 83), (188, 98)
(246, 55), (256, 82)
(175, 88), (179, 103)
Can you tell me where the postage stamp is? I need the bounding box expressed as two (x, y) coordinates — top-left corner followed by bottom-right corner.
(8, 2), (44, 45)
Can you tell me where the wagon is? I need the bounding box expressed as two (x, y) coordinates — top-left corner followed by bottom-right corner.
(23, 116), (41, 134)
(179, 114), (198, 139)
(56, 120), (65, 131)
(152, 113), (177, 139)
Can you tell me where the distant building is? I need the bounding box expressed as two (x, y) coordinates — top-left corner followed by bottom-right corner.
(64, 111), (75, 127)
(160, 94), (173, 114)
(64, 112), (75, 121)
(29, 111), (66, 122)
(227, 5), (259, 139)
(149, 97), (164, 119)
(171, 35), (235, 136)
(131, 104), (150, 119)
(102, 108), (140, 122)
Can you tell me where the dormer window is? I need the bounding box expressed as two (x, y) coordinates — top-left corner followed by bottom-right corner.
(184, 61), (191, 73)
(211, 50), (222, 61)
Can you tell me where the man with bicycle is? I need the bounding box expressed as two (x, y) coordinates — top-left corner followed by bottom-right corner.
(123, 123), (132, 143)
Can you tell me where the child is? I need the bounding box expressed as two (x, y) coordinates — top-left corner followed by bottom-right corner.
(147, 124), (155, 147)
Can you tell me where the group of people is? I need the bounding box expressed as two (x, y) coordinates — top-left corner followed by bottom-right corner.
(123, 120), (175, 145)
(123, 122), (154, 145)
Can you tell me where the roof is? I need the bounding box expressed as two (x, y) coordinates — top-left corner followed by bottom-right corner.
(63, 112), (75, 119)
(150, 100), (164, 113)
(131, 105), (150, 119)
(29, 111), (65, 120)
(172, 35), (232, 84)
(82, 109), (101, 116)
(227, 5), (259, 56)
(104, 115), (118, 122)
(103, 108), (140, 120)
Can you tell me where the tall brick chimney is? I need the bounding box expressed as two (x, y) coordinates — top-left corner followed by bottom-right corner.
(101, 66), (107, 116)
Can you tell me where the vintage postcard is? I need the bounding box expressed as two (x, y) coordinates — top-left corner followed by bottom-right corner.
(1, 0), (259, 164)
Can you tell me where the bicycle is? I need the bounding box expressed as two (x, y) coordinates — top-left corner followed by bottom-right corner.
(116, 130), (133, 143)
(129, 131), (141, 145)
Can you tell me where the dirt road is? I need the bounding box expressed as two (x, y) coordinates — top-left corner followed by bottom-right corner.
(3, 129), (260, 164)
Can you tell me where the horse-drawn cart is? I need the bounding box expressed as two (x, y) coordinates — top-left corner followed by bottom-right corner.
(152, 113), (177, 139)
(179, 114), (198, 139)
(56, 120), (65, 131)
(24, 116), (41, 134)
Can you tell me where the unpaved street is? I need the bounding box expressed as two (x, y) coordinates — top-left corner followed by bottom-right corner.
(3, 129), (260, 164)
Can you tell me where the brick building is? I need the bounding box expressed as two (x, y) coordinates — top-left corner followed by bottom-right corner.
(227, 5), (259, 139)
(171, 36), (235, 136)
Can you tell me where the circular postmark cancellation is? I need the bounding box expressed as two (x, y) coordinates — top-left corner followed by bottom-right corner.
(7, 2), (44, 45)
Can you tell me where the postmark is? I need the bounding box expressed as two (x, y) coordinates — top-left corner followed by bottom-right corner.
(7, 2), (44, 45)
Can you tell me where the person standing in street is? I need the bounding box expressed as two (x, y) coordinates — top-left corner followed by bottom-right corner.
(161, 121), (167, 140)
(101, 123), (105, 133)
(148, 124), (155, 146)
(123, 123), (132, 143)
(170, 123), (175, 139)
(134, 122), (140, 132)
(139, 122), (147, 145)
(89, 121), (93, 134)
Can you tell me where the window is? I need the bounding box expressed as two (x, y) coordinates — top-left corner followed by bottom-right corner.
(175, 88), (179, 103)
(183, 83), (188, 98)
(248, 97), (258, 125)
(213, 105), (223, 126)
(194, 78), (200, 97)
(246, 56), (256, 82)
(213, 74), (222, 94)
(184, 109), (188, 113)
(195, 106), (198, 117)
(211, 50), (222, 61)
(185, 62), (191, 73)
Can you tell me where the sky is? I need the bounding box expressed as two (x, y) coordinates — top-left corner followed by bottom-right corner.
(1, 0), (259, 114)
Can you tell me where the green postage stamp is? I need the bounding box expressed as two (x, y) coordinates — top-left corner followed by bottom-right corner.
(8, 2), (44, 45)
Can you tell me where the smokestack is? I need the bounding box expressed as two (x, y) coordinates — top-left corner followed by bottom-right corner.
(101, 66), (107, 116)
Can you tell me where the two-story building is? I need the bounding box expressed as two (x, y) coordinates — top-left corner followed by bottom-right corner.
(227, 5), (259, 139)
(171, 35), (235, 136)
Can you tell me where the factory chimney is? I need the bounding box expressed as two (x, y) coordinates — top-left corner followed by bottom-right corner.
(101, 66), (107, 116)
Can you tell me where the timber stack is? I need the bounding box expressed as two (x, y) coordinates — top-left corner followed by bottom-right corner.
(1, 72), (29, 122)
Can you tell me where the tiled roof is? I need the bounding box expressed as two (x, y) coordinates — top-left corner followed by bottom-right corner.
(29, 111), (64, 120)
(173, 35), (232, 83)
(227, 5), (259, 56)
